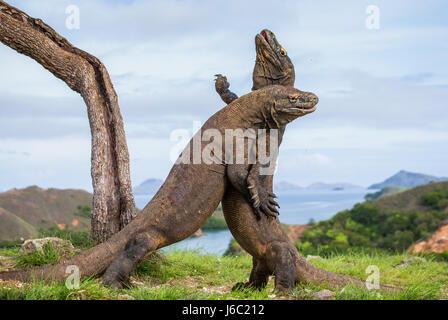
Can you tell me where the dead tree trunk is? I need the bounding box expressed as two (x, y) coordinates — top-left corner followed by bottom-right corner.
(0, 1), (136, 241)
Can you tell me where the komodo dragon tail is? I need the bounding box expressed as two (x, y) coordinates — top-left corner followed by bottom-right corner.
(294, 253), (398, 292)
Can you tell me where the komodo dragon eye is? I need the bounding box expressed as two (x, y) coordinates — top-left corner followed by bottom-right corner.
(288, 94), (299, 102)
(280, 47), (287, 56)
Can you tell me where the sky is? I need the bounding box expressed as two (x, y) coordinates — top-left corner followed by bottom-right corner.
(0, 0), (447, 192)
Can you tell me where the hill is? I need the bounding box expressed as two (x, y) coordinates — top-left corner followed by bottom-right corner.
(0, 186), (92, 241)
(0, 207), (38, 241)
(365, 185), (408, 201)
(133, 179), (163, 195)
(368, 170), (448, 190)
(374, 181), (448, 213)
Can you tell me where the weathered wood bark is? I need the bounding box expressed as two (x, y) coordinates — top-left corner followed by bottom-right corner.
(0, 0), (136, 241)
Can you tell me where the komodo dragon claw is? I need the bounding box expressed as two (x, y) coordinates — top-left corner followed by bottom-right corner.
(247, 164), (280, 218)
(214, 74), (238, 105)
(214, 74), (230, 93)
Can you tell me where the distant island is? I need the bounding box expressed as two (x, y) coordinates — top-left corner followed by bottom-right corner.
(306, 182), (364, 190)
(133, 178), (164, 195)
(368, 170), (448, 190)
(274, 181), (363, 191)
(134, 170), (448, 195)
(274, 181), (303, 191)
(134, 178), (364, 194)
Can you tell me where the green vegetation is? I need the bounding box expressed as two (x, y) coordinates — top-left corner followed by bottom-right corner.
(38, 227), (94, 249)
(422, 190), (448, 211)
(0, 248), (447, 300)
(0, 239), (23, 249)
(14, 242), (76, 269)
(74, 205), (91, 219)
(296, 190), (448, 256)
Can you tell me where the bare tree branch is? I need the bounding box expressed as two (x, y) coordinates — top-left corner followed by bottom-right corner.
(0, 0), (136, 241)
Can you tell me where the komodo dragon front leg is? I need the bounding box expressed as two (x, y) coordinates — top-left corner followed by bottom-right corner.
(227, 163), (279, 219)
(215, 74), (238, 105)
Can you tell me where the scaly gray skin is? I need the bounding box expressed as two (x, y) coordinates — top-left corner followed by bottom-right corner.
(214, 30), (368, 293)
(0, 85), (317, 289)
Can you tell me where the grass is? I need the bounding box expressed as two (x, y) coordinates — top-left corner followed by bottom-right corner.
(0, 247), (447, 300)
(14, 242), (77, 268)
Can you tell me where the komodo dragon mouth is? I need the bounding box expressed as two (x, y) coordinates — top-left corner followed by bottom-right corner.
(259, 29), (281, 53)
(285, 92), (319, 114)
(256, 29), (288, 62)
(253, 29), (293, 88)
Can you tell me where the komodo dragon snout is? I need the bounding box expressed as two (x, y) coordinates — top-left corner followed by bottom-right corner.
(266, 86), (318, 127)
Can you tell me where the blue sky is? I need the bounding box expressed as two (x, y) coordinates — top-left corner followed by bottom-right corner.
(0, 0), (447, 191)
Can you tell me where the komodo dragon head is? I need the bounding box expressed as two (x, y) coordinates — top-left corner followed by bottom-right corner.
(258, 85), (318, 128)
(252, 29), (295, 90)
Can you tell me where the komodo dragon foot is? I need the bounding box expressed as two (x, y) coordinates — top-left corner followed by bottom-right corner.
(247, 163), (280, 218)
(102, 232), (157, 288)
(232, 258), (270, 292)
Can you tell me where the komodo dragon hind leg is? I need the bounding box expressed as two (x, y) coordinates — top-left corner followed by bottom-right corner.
(102, 232), (157, 289)
(233, 242), (296, 294)
(232, 257), (271, 291)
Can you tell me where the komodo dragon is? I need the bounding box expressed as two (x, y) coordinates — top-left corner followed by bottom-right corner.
(0, 85), (318, 288)
(213, 30), (368, 293)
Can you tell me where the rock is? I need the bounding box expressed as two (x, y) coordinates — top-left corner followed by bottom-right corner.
(118, 294), (136, 300)
(19, 237), (75, 255)
(191, 228), (204, 238)
(306, 255), (323, 261)
(314, 289), (334, 300)
(393, 257), (427, 268)
(411, 225), (448, 254)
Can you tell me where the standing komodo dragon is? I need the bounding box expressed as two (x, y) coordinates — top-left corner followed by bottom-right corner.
(213, 30), (372, 293)
(0, 85), (318, 288)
